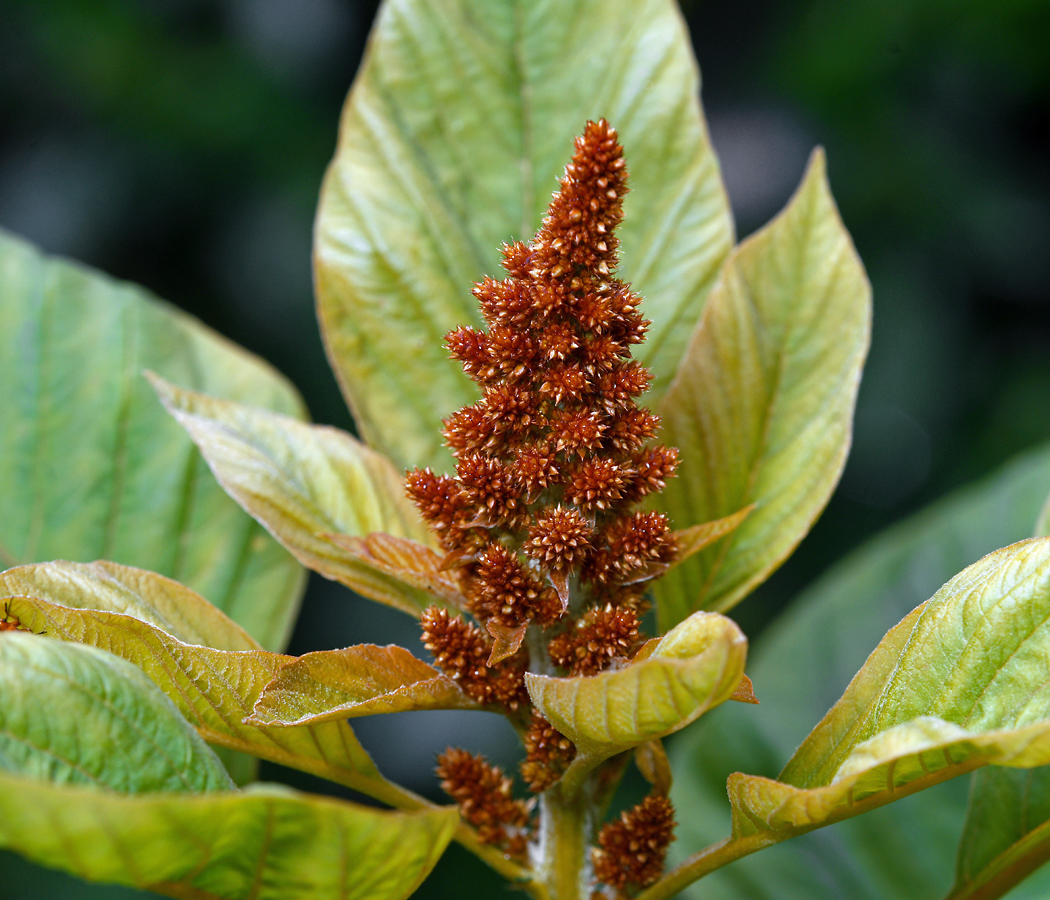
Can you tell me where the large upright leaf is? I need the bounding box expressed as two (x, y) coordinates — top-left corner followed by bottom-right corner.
(0, 774), (457, 900)
(668, 441), (1050, 900)
(151, 377), (457, 616)
(315, 0), (733, 472)
(0, 632), (232, 794)
(0, 229), (306, 651)
(651, 150), (871, 627)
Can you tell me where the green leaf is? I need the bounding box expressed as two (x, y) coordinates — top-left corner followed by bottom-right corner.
(314, 0), (733, 472)
(667, 442), (1050, 900)
(677, 538), (1050, 897)
(651, 150), (871, 627)
(1036, 492), (1050, 537)
(0, 773), (457, 900)
(0, 632), (232, 793)
(248, 644), (480, 727)
(526, 610), (745, 794)
(0, 229), (306, 651)
(4, 584), (395, 798)
(940, 485), (1050, 900)
(150, 375), (458, 617)
(948, 767), (1050, 900)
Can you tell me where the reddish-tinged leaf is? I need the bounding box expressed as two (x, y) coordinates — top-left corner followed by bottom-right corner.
(248, 644), (481, 727)
(668, 506), (754, 572)
(485, 620), (529, 665)
(730, 674), (759, 704)
(325, 532), (467, 609)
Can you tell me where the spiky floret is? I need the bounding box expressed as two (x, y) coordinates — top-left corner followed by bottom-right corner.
(592, 793), (677, 889)
(409, 120), (680, 802)
(420, 607), (528, 710)
(436, 748), (532, 857)
(547, 605), (639, 677)
(520, 711), (577, 793)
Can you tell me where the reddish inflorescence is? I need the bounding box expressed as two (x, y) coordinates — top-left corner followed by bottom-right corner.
(436, 748), (532, 859)
(592, 793), (677, 890)
(408, 119), (680, 881)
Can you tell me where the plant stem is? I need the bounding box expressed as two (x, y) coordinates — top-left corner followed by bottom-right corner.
(633, 834), (774, 900)
(535, 784), (593, 900)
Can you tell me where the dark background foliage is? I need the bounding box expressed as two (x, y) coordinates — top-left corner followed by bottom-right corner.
(1, 1), (1048, 897)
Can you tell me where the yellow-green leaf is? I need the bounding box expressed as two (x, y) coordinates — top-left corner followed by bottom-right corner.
(651, 150), (871, 627)
(248, 644), (480, 727)
(0, 773), (457, 900)
(938, 481), (1050, 900)
(668, 442), (1050, 900)
(0, 230), (306, 651)
(0, 560), (260, 651)
(315, 0), (733, 472)
(526, 610), (746, 793)
(0, 632), (233, 794)
(4, 589), (393, 797)
(728, 538), (1050, 845)
(150, 375), (456, 616)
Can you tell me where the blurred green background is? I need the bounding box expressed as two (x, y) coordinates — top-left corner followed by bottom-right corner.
(0, 0), (1048, 897)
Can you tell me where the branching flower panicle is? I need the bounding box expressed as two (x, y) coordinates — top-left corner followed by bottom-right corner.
(407, 118), (680, 880)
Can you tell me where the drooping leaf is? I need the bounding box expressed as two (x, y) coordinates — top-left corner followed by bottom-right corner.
(0, 773), (457, 900)
(314, 0), (733, 472)
(651, 150), (871, 627)
(669, 442), (1050, 900)
(526, 610), (746, 793)
(0, 229), (306, 651)
(716, 539), (1050, 866)
(248, 644), (480, 727)
(1, 561), (261, 788)
(150, 376), (457, 616)
(0, 632), (232, 793)
(0, 560), (261, 651)
(5, 590), (394, 798)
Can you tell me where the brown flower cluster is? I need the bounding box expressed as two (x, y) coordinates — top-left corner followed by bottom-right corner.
(420, 607), (529, 709)
(408, 118), (678, 671)
(410, 121), (679, 870)
(592, 793), (677, 890)
(436, 748), (532, 858)
(520, 710), (577, 792)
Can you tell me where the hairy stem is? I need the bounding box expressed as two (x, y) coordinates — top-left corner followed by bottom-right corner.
(536, 784), (593, 900)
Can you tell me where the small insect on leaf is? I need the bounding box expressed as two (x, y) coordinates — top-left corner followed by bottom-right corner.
(0, 599), (22, 631)
(0, 599), (42, 634)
